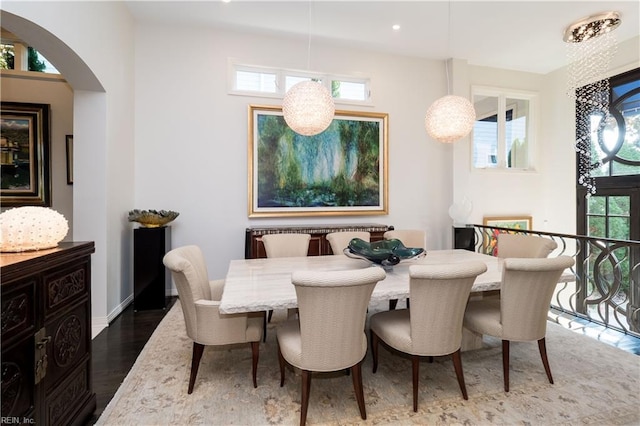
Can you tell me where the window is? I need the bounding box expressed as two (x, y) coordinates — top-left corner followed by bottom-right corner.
(235, 69), (277, 93)
(577, 67), (640, 241)
(229, 61), (370, 104)
(0, 40), (59, 74)
(472, 87), (536, 170)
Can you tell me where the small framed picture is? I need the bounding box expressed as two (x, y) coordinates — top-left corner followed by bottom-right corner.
(482, 216), (532, 255)
(1, 102), (51, 206)
(66, 135), (73, 184)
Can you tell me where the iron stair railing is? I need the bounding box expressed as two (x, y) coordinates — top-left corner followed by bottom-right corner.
(464, 225), (640, 337)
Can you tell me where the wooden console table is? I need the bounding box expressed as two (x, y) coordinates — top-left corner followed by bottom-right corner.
(244, 223), (394, 258)
(1, 242), (96, 425)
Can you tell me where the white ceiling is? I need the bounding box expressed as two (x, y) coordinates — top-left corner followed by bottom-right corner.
(125, 1), (640, 75)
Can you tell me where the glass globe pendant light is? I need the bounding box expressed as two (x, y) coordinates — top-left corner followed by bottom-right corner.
(283, 80), (335, 136)
(425, 93), (476, 143)
(424, 1), (476, 143)
(282, 1), (335, 136)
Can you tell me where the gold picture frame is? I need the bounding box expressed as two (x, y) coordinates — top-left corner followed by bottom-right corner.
(483, 216), (532, 230)
(482, 216), (533, 255)
(248, 105), (389, 218)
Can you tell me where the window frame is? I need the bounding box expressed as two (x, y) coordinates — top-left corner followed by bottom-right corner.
(471, 86), (538, 172)
(228, 60), (372, 106)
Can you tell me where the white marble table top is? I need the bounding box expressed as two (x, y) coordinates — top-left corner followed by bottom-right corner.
(220, 249), (559, 314)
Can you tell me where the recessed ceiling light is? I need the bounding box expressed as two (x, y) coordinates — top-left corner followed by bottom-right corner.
(392, 24), (401, 31)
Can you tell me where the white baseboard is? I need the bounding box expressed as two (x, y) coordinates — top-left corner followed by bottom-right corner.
(91, 293), (134, 339)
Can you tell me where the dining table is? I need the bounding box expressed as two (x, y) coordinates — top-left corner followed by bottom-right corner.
(219, 249), (575, 315)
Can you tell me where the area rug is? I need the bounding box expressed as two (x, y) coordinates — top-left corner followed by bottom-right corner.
(96, 300), (639, 425)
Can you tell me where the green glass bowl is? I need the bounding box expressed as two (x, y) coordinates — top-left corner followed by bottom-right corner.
(344, 238), (425, 267)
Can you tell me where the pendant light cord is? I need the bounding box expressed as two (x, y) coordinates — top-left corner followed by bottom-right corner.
(446, 0), (451, 95)
(307, 1), (311, 70)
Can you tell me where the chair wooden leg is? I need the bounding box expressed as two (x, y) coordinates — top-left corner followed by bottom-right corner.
(411, 355), (420, 412)
(263, 311), (268, 342)
(451, 349), (468, 400)
(268, 309), (274, 322)
(300, 370), (312, 426)
(538, 337), (554, 384)
(370, 330), (379, 373)
(389, 299), (398, 310)
(351, 361), (367, 420)
(188, 342), (205, 394)
(277, 344), (286, 387)
(502, 340), (510, 392)
(251, 341), (259, 388)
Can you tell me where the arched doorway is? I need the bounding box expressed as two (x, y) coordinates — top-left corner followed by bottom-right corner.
(1, 10), (112, 332)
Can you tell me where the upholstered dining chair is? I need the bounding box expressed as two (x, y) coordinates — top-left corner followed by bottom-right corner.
(277, 267), (386, 426)
(497, 233), (558, 259)
(369, 261), (487, 412)
(383, 229), (426, 250)
(262, 233), (311, 258)
(326, 231), (370, 255)
(261, 233), (312, 340)
(463, 256), (575, 392)
(384, 229), (427, 310)
(162, 245), (263, 393)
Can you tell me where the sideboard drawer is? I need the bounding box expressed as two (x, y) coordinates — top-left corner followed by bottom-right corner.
(43, 259), (90, 319)
(1, 278), (36, 346)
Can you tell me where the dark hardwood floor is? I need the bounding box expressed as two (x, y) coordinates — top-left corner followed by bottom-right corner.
(85, 297), (177, 425)
(85, 298), (640, 424)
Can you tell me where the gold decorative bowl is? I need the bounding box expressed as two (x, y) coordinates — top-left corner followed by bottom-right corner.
(128, 209), (179, 228)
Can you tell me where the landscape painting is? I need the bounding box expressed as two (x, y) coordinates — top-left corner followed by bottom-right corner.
(248, 105), (388, 217)
(1, 102), (50, 206)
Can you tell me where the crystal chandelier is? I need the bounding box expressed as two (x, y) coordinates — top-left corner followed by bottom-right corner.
(283, 81), (335, 136)
(424, 2), (476, 143)
(282, 2), (335, 136)
(564, 11), (621, 195)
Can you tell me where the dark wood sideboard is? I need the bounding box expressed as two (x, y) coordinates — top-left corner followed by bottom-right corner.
(1, 242), (96, 426)
(245, 224), (394, 259)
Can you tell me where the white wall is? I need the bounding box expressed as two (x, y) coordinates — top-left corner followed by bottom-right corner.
(133, 24), (454, 279)
(453, 35), (640, 235)
(0, 74), (74, 233)
(2, 1), (136, 334)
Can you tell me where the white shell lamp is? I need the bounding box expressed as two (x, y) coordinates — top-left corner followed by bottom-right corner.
(425, 95), (476, 143)
(0, 206), (69, 252)
(448, 197), (473, 226)
(282, 81), (335, 136)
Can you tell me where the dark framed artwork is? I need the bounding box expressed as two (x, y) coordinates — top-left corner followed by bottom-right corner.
(1, 102), (51, 207)
(66, 135), (73, 184)
(248, 104), (389, 218)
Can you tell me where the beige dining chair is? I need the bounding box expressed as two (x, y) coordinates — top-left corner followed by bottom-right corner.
(497, 233), (558, 258)
(383, 229), (426, 250)
(384, 229), (427, 309)
(326, 231), (370, 255)
(162, 245), (263, 393)
(463, 255), (575, 392)
(262, 233), (311, 258)
(277, 267), (386, 426)
(369, 261), (488, 412)
(261, 233), (312, 340)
